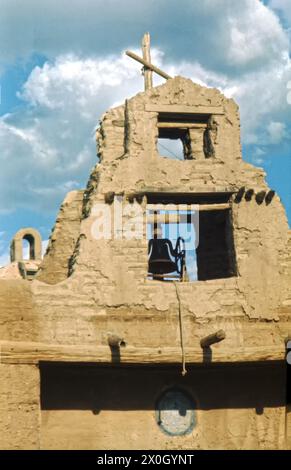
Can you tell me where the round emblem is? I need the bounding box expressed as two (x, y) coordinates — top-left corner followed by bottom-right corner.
(156, 388), (196, 436)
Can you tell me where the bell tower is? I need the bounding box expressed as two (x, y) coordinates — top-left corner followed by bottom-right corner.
(1, 34), (290, 450)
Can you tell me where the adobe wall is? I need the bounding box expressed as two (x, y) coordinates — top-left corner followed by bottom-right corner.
(0, 364), (39, 449)
(0, 76), (290, 450)
(0, 77), (290, 353)
(0, 361), (286, 450)
(43, 76), (289, 349)
(40, 363), (286, 450)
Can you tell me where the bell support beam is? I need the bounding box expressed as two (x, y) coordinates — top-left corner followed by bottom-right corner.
(147, 203), (231, 224)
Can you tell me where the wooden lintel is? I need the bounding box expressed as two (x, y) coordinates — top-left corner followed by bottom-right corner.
(0, 341), (286, 365)
(147, 203), (230, 220)
(146, 104), (224, 114)
(158, 122), (208, 129)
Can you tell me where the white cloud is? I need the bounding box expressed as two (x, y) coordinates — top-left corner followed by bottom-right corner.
(267, 120), (287, 144)
(227, 0), (287, 67)
(19, 53), (142, 112)
(0, 0), (288, 74)
(0, 52), (147, 213)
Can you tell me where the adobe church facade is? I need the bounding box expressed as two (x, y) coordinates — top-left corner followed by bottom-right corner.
(0, 48), (291, 449)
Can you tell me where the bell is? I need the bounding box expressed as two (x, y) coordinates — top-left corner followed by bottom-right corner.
(148, 239), (178, 275)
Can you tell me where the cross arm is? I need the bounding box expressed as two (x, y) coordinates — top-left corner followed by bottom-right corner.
(125, 50), (172, 81)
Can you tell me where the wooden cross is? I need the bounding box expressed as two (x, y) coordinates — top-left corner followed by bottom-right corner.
(126, 33), (171, 91)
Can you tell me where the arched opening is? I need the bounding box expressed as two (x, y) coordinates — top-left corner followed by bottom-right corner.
(22, 234), (36, 260)
(10, 228), (42, 263)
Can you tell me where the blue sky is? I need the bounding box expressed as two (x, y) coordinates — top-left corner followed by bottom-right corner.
(0, 0), (290, 266)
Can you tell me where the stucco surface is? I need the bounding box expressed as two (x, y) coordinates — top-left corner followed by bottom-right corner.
(0, 77), (290, 449)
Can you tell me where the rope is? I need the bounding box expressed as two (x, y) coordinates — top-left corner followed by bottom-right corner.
(174, 281), (187, 376)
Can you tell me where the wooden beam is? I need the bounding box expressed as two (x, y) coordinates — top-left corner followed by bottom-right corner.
(142, 33), (153, 90)
(147, 203), (230, 219)
(148, 273), (182, 280)
(200, 329), (226, 348)
(0, 341), (286, 365)
(185, 203), (230, 211)
(145, 104), (224, 114)
(108, 335), (126, 348)
(147, 213), (186, 224)
(147, 204), (186, 211)
(158, 122), (207, 129)
(125, 50), (171, 80)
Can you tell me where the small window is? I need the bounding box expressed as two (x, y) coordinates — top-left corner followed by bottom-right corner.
(157, 113), (215, 160)
(156, 388), (196, 436)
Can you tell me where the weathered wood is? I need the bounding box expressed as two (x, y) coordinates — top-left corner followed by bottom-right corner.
(108, 335), (126, 348)
(158, 122), (207, 129)
(148, 203), (230, 211)
(146, 104), (224, 114)
(245, 189), (254, 201)
(0, 341), (286, 364)
(148, 273), (181, 279)
(265, 190), (275, 204)
(185, 203), (230, 211)
(200, 329), (226, 348)
(142, 33), (153, 90)
(147, 204), (187, 211)
(147, 204), (230, 224)
(255, 190), (267, 204)
(125, 50), (171, 80)
(147, 213), (187, 224)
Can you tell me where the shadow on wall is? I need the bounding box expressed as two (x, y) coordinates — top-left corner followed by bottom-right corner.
(40, 362), (286, 413)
